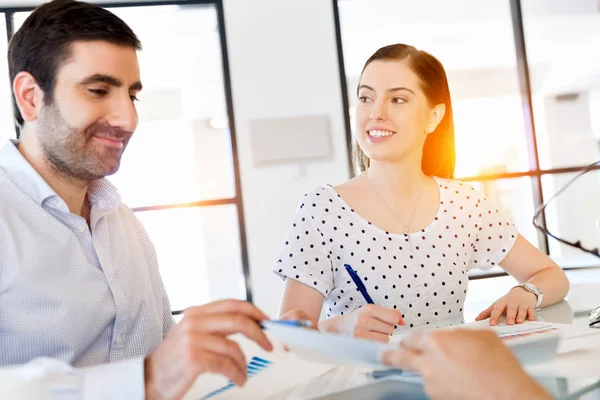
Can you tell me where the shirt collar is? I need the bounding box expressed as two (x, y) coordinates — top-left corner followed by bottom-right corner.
(0, 139), (122, 213)
(0, 139), (56, 206)
(88, 178), (122, 213)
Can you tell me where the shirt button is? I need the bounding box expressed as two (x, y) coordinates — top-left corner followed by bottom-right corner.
(115, 335), (122, 345)
(78, 225), (86, 233)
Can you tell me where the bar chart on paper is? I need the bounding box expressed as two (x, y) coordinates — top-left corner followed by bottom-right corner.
(181, 332), (336, 400)
(201, 357), (273, 399)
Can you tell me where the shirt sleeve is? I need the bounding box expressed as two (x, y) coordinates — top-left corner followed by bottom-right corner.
(469, 191), (519, 271)
(0, 357), (145, 400)
(273, 201), (334, 297)
(132, 214), (176, 338)
(155, 261), (175, 337)
(161, 286), (176, 337)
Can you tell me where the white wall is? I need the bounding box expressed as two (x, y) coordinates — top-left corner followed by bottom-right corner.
(223, 0), (350, 317)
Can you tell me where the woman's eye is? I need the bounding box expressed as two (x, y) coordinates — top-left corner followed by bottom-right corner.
(358, 96), (372, 103)
(392, 97), (407, 104)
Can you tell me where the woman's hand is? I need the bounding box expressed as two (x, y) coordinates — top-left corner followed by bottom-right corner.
(475, 286), (537, 326)
(318, 304), (404, 343)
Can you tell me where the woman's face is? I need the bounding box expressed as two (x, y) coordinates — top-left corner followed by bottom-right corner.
(355, 59), (444, 166)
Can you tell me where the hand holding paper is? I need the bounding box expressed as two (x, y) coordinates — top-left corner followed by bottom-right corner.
(381, 329), (552, 400)
(145, 300), (273, 400)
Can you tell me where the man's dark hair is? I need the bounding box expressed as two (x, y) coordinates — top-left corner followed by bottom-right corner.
(8, 0), (142, 127)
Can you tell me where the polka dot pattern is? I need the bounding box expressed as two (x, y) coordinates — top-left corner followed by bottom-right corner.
(274, 177), (518, 331)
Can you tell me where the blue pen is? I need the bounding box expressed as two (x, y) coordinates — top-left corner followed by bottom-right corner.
(344, 264), (375, 304)
(260, 319), (313, 329)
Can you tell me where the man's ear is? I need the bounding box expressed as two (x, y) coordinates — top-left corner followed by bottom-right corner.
(13, 71), (44, 122)
(426, 103), (446, 134)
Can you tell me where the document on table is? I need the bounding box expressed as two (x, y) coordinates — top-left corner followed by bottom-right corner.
(182, 331), (335, 400)
(389, 320), (561, 365)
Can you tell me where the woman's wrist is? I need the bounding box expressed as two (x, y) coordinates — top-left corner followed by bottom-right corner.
(510, 286), (538, 306)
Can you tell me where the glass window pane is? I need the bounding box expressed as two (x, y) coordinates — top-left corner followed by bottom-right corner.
(523, 1), (600, 170)
(469, 177), (540, 249)
(0, 15), (15, 143)
(14, 6), (236, 208)
(542, 170), (600, 265)
(135, 205), (246, 311)
(12, 12), (29, 29)
(339, 0), (531, 178)
(107, 5), (235, 207)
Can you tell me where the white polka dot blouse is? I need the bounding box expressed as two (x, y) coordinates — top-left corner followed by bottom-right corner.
(274, 177), (519, 331)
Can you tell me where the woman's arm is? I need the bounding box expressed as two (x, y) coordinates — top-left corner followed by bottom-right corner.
(499, 234), (570, 307)
(477, 235), (570, 325)
(278, 278), (325, 327)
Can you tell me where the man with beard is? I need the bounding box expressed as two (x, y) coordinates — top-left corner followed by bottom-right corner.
(0, 1), (272, 399)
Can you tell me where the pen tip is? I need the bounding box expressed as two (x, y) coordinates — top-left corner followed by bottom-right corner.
(301, 319), (313, 328)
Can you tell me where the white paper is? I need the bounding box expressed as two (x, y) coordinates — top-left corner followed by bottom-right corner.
(391, 320), (556, 340)
(182, 332), (335, 400)
(261, 321), (395, 369)
(0, 358), (82, 400)
(389, 320), (562, 365)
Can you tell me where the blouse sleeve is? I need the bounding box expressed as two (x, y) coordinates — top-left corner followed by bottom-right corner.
(469, 191), (519, 270)
(273, 200), (334, 297)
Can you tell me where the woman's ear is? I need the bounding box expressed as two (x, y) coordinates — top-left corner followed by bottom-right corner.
(426, 103), (446, 134)
(13, 71), (44, 122)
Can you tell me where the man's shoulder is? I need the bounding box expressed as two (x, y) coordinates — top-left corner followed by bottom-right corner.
(0, 168), (19, 213)
(113, 203), (153, 241)
(0, 167), (11, 190)
(0, 172), (16, 250)
(114, 203), (144, 226)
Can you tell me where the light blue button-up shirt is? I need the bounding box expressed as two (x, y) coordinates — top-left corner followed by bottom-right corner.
(0, 140), (174, 397)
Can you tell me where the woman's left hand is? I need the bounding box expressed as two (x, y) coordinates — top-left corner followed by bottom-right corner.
(475, 287), (537, 326)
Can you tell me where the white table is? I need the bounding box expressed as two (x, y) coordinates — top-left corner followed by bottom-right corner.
(272, 272), (600, 400)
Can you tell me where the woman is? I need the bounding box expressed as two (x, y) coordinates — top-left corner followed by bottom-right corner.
(274, 44), (569, 342)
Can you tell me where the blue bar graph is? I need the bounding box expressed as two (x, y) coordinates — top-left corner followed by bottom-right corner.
(200, 356), (274, 399)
